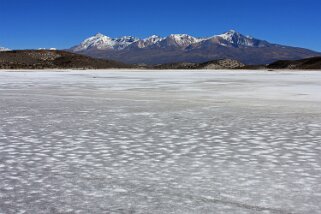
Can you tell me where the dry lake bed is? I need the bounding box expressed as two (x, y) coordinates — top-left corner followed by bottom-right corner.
(0, 70), (321, 214)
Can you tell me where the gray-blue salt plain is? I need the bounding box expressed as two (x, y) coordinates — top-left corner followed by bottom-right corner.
(0, 70), (321, 214)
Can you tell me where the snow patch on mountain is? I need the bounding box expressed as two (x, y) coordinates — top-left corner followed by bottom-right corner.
(114, 36), (140, 49)
(134, 35), (165, 48)
(144, 35), (164, 42)
(0, 46), (10, 51)
(166, 34), (205, 47)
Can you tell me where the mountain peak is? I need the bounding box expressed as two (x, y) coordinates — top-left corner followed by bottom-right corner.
(148, 35), (161, 38)
(219, 30), (242, 38)
(95, 33), (105, 37)
(227, 29), (237, 33)
(215, 30), (262, 47)
(89, 33), (111, 41)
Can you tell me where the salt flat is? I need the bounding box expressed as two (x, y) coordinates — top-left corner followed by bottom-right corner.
(0, 70), (321, 214)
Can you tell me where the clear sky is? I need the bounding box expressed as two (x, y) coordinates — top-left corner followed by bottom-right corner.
(1, 0), (320, 51)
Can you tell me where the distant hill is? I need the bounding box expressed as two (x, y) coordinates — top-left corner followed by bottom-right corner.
(0, 50), (131, 69)
(1, 50), (320, 70)
(154, 59), (245, 69)
(268, 57), (321, 70)
(69, 30), (321, 65)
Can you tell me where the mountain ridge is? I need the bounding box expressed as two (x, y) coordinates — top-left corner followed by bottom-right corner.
(71, 30), (270, 51)
(69, 30), (321, 65)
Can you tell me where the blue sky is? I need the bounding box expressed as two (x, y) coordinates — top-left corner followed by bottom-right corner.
(1, 0), (320, 51)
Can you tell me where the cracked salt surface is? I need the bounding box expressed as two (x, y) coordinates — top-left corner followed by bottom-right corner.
(0, 70), (321, 214)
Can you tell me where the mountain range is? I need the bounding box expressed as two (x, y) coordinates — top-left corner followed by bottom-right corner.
(70, 30), (321, 65)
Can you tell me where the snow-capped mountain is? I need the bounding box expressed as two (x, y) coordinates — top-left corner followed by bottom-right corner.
(72, 30), (268, 52)
(215, 30), (270, 47)
(70, 30), (320, 65)
(0, 46), (10, 51)
(71, 33), (139, 51)
(217, 30), (254, 46)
